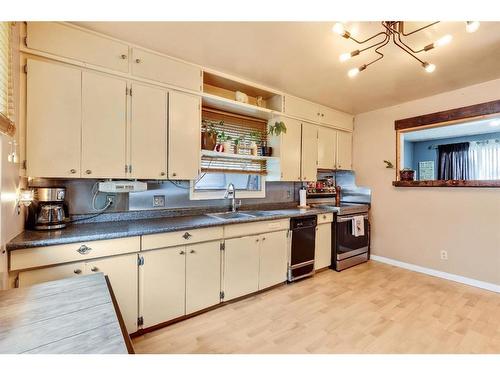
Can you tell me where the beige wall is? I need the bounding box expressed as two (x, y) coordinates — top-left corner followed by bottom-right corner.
(353, 78), (500, 285)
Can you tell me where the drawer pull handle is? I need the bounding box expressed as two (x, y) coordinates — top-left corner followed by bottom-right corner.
(77, 245), (92, 255)
(182, 232), (192, 240)
(90, 266), (99, 272)
(73, 269), (82, 275)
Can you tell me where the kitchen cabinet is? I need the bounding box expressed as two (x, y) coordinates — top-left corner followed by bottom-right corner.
(185, 241), (221, 314)
(318, 105), (353, 131)
(317, 126), (336, 169)
(26, 59), (82, 178)
(223, 235), (261, 300)
(168, 91), (201, 180)
(81, 71), (127, 178)
(336, 131), (353, 170)
(18, 261), (85, 287)
(267, 117), (302, 181)
(283, 94), (319, 123)
(131, 48), (202, 92)
(301, 122), (318, 182)
(258, 230), (288, 290)
(315, 223), (332, 270)
(26, 22), (130, 73)
(130, 83), (168, 179)
(140, 246), (186, 328)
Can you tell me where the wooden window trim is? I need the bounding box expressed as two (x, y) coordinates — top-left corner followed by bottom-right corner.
(394, 99), (500, 188)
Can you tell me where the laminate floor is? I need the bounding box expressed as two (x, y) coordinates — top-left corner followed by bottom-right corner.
(132, 261), (500, 354)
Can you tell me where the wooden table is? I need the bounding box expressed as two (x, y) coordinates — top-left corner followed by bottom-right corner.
(0, 273), (133, 354)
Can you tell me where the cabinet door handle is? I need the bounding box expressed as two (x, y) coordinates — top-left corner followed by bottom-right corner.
(321, 113), (325, 117)
(85, 170), (92, 175)
(183, 232), (192, 240)
(135, 58), (141, 63)
(190, 249), (195, 254)
(90, 266), (99, 272)
(179, 250), (185, 255)
(73, 269), (82, 275)
(77, 245), (92, 255)
(70, 169), (77, 174)
(160, 172), (166, 176)
(172, 172), (177, 177)
(262, 237), (266, 241)
(256, 238), (260, 243)
(120, 54), (128, 59)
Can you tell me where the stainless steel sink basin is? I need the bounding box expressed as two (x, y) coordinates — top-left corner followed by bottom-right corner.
(206, 212), (255, 220)
(240, 210), (279, 217)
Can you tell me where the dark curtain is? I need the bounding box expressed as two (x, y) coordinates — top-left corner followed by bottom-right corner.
(437, 142), (470, 180)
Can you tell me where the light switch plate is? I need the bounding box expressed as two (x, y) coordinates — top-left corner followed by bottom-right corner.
(153, 195), (165, 207)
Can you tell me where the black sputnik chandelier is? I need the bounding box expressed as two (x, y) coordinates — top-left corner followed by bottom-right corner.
(333, 21), (480, 77)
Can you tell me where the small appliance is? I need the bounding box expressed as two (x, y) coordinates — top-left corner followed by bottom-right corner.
(27, 187), (68, 230)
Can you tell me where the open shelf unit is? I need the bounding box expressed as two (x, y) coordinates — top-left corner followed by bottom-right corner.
(201, 149), (277, 161)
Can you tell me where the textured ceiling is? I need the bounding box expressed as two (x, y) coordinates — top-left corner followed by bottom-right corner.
(75, 21), (500, 114)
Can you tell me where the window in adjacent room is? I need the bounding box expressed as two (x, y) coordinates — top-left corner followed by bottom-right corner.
(0, 21), (15, 136)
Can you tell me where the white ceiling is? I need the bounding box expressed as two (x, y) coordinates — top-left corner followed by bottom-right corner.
(75, 21), (500, 114)
(403, 117), (500, 141)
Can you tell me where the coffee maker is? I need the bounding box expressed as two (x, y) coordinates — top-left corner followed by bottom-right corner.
(27, 187), (68, 230)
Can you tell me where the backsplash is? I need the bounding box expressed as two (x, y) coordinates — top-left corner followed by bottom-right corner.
(28, 178), (300, 216)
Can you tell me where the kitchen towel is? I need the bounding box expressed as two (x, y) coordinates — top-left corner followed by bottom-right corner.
(352, 216), (365, 237)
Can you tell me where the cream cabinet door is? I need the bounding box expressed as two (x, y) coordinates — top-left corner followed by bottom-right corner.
(82, 71), (127, 178)
(168, 91), (201, 180)
(26, 22), (129, 73)
(85, 254), (138, 334)
(131, 48), (202, 92)
(284, 95), (319, 123)
(18, 261), (85, 287)
(185, 241), (221, 314)
(26, 59), (81, 178)
(301, 122), (318, 181)
(315, 223), (332, 270)
(130, 83), (167, 179)
(223, 236), (260, 301)
(336, 131), (353, 170)
(279, 117), (302, 181)
(258, 230), (288, 290)
(317, 126), (336, 170)
(140, 247), (186, 328)
(318, 105), (354, 131)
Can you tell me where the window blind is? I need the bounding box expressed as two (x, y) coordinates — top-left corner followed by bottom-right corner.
(201, 107), (268, 175)
(0, 21), (14, 136)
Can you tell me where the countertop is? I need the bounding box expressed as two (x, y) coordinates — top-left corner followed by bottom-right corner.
(7, 207), (337, 251)
(0, 273), (132, 354)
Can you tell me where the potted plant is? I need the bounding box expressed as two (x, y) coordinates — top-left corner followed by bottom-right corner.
(217, 131), (232, 153)
(201, 120), (221, 150)
(233, 136), (243, 154)
(249, 131), (260, 156)
(399, 168), (415, 181)
(262, 121), (287, 156)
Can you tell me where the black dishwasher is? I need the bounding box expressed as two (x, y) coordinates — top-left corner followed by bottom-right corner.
(288, 215), (317, 282)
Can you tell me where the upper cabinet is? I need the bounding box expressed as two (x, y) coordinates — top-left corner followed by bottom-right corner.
(301, 122), (318, 182)
(336, 131), (353, 170)
(317, 126), (336, 170)
(131, 48), (202, 92)
(284, 94), (353, 131)
(26, 22), (130, 73)
(26, 59), (82, 178)
(267, 117), (302, 181)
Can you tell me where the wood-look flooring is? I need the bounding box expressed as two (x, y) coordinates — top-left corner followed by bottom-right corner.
(132, 261), (500, 354)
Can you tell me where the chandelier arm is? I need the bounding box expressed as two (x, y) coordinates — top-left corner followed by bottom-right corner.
(400, 21), (440, 36)
(396, 32), (426, 54)
(393, 34), (425, 65)
(365, 33), (391, 67)
(358, 32), (390, 53)
(348, 31), (387, 45)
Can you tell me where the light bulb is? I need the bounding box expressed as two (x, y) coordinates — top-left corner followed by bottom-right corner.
(434, 34), (452, 48)
(348, 68), (360, 78)
(339, 52), (351, 62)
(422, 62), (436, 73)
(466, 21), (480, 33)
(332, 23), (345, 35)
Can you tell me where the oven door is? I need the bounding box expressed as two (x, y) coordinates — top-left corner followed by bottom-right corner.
(335, 214), (369, 260)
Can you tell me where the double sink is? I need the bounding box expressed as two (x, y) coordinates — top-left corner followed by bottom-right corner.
(206, 210), (279, 221)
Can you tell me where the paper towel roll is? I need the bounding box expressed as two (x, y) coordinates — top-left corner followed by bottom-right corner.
(299, 188), (307, 207)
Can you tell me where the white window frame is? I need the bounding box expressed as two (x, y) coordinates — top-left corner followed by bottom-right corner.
(189, 175), (266, 200)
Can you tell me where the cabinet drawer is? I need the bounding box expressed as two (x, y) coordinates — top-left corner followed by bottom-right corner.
(317, 213), (334, 224)
(141, 227), (223, 251)
(224, 219), (289, 239)
(26, 22), (129, 73)
(131, 48), (201, 92)
(18, 261), (85, 287)
(10, 236), (140, 271)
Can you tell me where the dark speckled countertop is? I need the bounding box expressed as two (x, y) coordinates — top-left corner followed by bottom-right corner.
(7, 207), (337, 251)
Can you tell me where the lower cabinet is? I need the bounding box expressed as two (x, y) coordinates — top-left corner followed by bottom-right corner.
(18, 253), (139, 333)
(258, 230), (288, 290)
(315, 223), (332, 270)
(139, 240), (221, 329)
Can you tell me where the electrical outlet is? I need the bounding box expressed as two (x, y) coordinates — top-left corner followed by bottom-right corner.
(440, 250), (448, 260)
(106, 195), (116, 206)
(153, 195), (165, 207)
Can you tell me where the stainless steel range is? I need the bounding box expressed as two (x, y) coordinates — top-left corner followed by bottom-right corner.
(308, 170), (372, 271)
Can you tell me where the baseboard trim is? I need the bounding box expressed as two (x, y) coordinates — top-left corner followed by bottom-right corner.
(370, 255), (500, 293)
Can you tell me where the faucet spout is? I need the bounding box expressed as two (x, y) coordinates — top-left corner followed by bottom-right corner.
(224, 183), (237, 212)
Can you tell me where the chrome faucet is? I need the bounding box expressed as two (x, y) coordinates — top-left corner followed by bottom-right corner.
(224, 183), (239, 212)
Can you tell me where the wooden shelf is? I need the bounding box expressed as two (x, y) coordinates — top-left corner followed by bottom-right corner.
(201, 149), (277, 161)
(393, 180), (500, 188)
(202, 93), (277, 121)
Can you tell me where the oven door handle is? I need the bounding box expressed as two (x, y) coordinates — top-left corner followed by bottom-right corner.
(337, 214), (368, 223)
